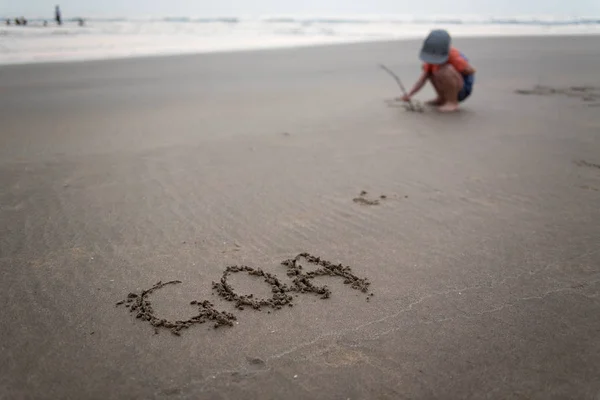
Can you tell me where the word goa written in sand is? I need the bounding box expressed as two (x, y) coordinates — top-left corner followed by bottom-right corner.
(116, 253), (373, 336)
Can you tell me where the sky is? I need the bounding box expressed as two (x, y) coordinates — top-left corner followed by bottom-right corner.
(1, 0), (599, 18)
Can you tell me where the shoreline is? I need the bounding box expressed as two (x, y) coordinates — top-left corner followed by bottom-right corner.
(2, 32), (600, 68)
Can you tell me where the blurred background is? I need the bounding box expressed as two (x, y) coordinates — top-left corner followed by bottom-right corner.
(2, 0), (600, 64)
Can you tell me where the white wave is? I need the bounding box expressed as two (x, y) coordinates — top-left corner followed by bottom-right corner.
(1, 15), (599, 65)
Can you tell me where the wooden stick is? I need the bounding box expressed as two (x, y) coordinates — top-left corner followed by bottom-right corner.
(379, 64), (417, 110)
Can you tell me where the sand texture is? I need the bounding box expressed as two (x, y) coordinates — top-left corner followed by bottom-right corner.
(2, 36), (600, 399)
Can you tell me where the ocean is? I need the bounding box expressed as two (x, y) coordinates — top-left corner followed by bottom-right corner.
(1, 15), (599, 65)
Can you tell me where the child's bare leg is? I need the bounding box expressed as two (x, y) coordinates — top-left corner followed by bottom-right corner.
(426, 76), (444, 106)
(431, 65), (463, 112)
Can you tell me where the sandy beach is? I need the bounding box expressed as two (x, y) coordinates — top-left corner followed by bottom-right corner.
(1, 36), (600, 399)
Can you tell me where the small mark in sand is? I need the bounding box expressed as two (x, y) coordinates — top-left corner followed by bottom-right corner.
(223, 242), (242, 253)
(230, 372), (246, 383)
(571, 283), (585, 289)
(571, 86), (588, 91)
(281, 132), (291, 137)
(90, 331), (95, 335)
(353, 190), (387, 206)
(380, 70), (423, 112)
(162, 387), (181, 396)
(575, 160), (600, 170)
(353, 197), (379, 206)
(580, 185), (599, 192)
(515, 85), (600, 104)
(401, 101), (424, 113)
(246, 357), (267, 370)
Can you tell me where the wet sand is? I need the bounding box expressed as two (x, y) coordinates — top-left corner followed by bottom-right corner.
(1, 36), (600, 399)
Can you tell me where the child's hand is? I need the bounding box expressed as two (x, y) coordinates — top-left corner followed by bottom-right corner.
(464, 66), (476, 75)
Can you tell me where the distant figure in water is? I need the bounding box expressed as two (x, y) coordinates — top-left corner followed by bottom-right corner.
(78, 18), (85, 27)
(55, 5), (62, 26)
(401, 30), (476, 113)
(5, 19), (10, 25)
(43, 20), (48, 27)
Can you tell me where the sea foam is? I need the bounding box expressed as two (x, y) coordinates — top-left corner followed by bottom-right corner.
(1, 15), (599, 64)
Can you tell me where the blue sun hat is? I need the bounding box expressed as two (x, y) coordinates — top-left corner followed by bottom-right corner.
(419, 29), (451, 65)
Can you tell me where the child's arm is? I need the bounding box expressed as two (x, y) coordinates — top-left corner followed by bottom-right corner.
(402, 70), (429, 101)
